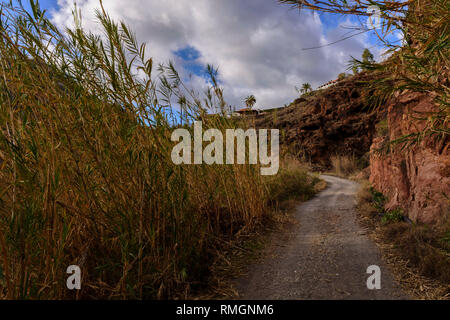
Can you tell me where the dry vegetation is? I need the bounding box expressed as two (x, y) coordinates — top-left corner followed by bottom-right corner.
(329, 155), (359, 178)
(265, 157), (320, 206)
(357, 182), (450, 299)
(0, 2), (320, 299)
(327, 154), (370, 179)
(195, 157), (322, 299)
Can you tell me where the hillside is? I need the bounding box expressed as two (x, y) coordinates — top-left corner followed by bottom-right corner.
(256, 72), (449, 224)
(255, 72), (385, 168)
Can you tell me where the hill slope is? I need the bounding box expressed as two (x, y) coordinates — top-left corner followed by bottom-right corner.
(256, 72), (385, 168)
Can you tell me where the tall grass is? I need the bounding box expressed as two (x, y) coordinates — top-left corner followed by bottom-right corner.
(265, 157), (318, 205)
(0, 1), (274, 299)
(330, 155), (359, 177)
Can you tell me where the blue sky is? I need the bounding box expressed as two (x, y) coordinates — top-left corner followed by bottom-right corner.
(22, 0), (58, 11)
(174, 46), (205, 78)
(18, 0), (391, 109)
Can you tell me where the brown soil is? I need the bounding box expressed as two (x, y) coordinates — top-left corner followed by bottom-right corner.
(235, 175), (408, 299)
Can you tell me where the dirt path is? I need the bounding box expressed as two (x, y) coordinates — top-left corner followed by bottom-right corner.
(236, 175), (407, 300)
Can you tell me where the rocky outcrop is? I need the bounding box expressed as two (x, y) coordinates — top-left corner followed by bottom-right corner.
(255, 73), (384, 167)
(370, 92), (449, 224)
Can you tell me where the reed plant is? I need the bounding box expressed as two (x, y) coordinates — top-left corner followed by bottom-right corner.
(0, 1), (299, 299)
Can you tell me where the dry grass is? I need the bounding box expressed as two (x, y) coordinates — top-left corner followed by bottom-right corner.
(357, 182), (450, 300)
(313, 179), (328, 193)
(195, 159), (322, 299)
(265, 157), (319, 206)
(0, 2), (324, 300)
(329, 155), (359, 178)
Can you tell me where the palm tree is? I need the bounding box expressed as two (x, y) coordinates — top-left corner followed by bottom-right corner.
(362, 48), (375, 64)
(338, 72), (347, 80)
(301, 83), (312, 94)
(244, 95), (256, 109)
(361, 48), (375, 71)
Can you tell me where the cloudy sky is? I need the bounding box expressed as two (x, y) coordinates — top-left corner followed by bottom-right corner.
(26, 0), (384, 109)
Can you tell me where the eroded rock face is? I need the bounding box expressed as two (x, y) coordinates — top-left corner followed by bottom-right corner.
(370, 92), (449, 224)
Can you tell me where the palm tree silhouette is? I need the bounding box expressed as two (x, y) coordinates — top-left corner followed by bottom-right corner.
(301, 83), (312, 94)
(244, 95), (256, 109)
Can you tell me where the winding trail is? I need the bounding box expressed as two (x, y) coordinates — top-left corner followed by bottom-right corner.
(236, 175), (407, 299)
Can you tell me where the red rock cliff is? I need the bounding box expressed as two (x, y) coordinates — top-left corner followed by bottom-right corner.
(370, 91), (449, 224)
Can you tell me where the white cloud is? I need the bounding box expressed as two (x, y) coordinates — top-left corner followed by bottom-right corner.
(51, 0), (373, 109)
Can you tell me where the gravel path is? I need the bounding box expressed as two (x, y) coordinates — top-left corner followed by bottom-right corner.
(236, 175), (407, 300)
